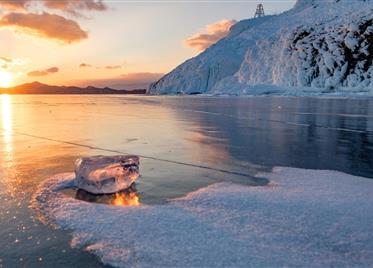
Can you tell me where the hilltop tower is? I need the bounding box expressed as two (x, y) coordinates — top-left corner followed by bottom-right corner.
(254, 4), (265, 18)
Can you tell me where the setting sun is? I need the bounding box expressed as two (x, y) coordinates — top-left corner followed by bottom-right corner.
(0, 71), (13, 88)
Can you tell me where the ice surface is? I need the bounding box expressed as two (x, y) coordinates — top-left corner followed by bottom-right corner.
(31, 167), (373, 267)
(75, 155), (139, 194)
(149, 0), (373, 95)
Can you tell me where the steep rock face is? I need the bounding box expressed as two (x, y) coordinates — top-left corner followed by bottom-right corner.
(232, 10), (373, 90)
(149, 0), (373, 95)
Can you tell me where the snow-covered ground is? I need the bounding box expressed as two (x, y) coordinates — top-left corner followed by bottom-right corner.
(31, 167), (373, 267)
(149, 0), (373, 95)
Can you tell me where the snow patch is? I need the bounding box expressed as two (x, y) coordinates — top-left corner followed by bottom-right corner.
(31, 167), (373, 267)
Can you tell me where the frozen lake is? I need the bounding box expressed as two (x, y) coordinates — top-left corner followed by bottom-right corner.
(1, 95), (373, 267)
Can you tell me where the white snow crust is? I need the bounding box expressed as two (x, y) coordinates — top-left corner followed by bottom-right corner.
(149, 0), (373, 95)
(31, 167), (373, 267)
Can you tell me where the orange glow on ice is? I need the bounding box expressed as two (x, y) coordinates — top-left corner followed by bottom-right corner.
(113, 192), (140, 206)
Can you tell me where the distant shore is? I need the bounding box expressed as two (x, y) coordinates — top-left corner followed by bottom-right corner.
(0, 90), (147, 95)
(0, 81), (147, 95)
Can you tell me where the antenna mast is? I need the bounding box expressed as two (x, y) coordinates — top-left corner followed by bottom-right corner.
(254, 4), (265, 18)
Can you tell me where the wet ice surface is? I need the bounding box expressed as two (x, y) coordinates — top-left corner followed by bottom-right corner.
(75, 155), (139, 194)
(32, 167), (373, 267)
(1, 95), (373, 267)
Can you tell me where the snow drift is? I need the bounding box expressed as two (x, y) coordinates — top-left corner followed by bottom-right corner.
(31, 167), (373, 267)
(149, 0), (373, 95)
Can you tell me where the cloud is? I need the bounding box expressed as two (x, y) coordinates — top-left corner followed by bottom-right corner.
(43, 0), (107, 17)
(80, 63), (92, 68)
(0, 1), (107, 15)
(28, 66), (59, 77)
(80, 63), (123, 69)
(184, 19), (237, 51)
(46, 67), (58, 73)
(72, 72), (164, 90)
(0, 58), (11, 69)
(0, 0), (29, 10)
(0, 56), (13, 63)
(0, 1), (106, 43)
(44, 0), (106, 11)
(105, 65), (122, 70)
(0, 12), (88, 43)
(0, 56), (27, 68)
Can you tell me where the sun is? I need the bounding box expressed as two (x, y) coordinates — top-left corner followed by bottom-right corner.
(0, 71), (13, 88)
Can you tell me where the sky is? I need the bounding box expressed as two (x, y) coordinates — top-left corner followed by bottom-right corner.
(0, 0), (296, 89)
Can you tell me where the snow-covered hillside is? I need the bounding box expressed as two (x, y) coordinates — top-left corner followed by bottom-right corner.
(149, 0), (373, 95)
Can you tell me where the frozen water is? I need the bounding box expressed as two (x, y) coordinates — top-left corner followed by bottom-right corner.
(31, 167), (373, 267)
(75, 155), (139, 194)
(3, 95), (373, 267)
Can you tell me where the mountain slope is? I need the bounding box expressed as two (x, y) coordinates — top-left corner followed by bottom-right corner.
(149, 0), (373, 95)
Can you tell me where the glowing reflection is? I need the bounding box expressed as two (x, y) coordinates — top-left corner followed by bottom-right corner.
(113, 192), (140, 206)
(1, 94), (12, 153)
(75, 187), (141, 206)
(1, 94), (16, 197)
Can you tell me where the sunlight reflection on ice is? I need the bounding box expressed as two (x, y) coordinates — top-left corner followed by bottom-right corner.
(1, 94), (13, 154)
(0, 94), (17, 197)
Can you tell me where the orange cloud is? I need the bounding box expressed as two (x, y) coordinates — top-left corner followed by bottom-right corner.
(80, 63), (123, 69)
(0, 12), (88, 43)
(0, 56), (13, 63)
(80, 63), (92, 68)
(0, 0), (107, 15)
(184, 19), (237, 51)
(105, 65), (122, 70)
(28, 66), (59, 77)
(0, 56), (27, 69)
(44, 0), (106, 11)
(44, 0), (107, 16)
(0, 57), (11, 69)
(0, 0), (29, 10)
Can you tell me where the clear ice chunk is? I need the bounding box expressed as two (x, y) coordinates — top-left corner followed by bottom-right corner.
(75, 155), (140, 194)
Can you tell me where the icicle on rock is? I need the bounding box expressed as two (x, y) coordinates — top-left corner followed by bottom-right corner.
(75, 155), (140, 194)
